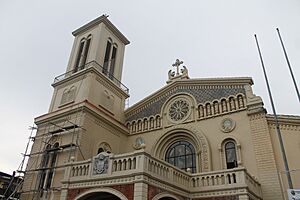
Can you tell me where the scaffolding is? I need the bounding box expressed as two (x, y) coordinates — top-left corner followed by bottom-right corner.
(5, 109), (86, 200)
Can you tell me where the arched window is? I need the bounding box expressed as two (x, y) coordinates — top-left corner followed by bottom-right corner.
(74, 35), (92, 72)
(165, 141), (196, 173)
(237, 95), (244, 108)
(103, 38), (118, 80)
(143, 118), (148, 130)
(213, 101), (219, 114)
(198, 105), (204, 118)
(221, 99), (228, 113)
(38, 142), (60, 194)
(45, 142), (59, 189)
(225, 141), (238, 169)
(98, 148), (104, 154)
(38, 144), (51, 192)
(205, 103), (212, 116)
(229, 97), (236, 111)
(97, 142), (112, 154)
(155, 115), (161, 128)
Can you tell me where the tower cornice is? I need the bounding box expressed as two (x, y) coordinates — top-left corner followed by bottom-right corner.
(72, 15), (130, 45)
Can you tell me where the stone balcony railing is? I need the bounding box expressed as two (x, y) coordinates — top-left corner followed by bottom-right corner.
(62, 150), (262, 198)
(53, 60), (129, 94)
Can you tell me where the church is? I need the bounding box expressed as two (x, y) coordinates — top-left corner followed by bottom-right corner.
(21, 15), (300, 200)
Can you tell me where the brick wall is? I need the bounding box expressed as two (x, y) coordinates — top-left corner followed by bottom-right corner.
(112, 184), (134, 200)
(147, 184), (186, 200)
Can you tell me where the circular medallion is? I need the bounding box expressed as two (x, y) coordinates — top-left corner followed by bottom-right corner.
(168, 99), (190, 122)
(133, 137), (145, 150)
(220, 118), (236, 133)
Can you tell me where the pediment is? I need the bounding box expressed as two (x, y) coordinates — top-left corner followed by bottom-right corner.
(125, 77), (253, 122)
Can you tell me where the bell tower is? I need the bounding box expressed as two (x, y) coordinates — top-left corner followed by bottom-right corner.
(67, 14), (129, 81)
(22, 16), (130, 200)
(49, 15), (130, 121)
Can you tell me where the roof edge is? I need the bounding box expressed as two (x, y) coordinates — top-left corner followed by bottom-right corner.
(266, 114), (300, 125)
(125, 76), (253, 115)
(72, 15), (130, 45)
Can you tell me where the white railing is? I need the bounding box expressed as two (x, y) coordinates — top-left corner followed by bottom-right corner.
(63, 150), (261, 197)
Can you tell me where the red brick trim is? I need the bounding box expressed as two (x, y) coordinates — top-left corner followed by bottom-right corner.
(148, 185), (186, 200)
(194, 196), (238, 200)
(66, 184), (134, 200)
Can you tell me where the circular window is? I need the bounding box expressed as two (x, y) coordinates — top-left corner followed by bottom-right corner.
(168, 99), (190, 122)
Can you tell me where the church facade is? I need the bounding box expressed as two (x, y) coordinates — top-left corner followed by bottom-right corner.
(21, 16), (300, 200)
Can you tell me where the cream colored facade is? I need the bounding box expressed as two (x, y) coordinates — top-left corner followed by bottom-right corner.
(21, 15), (300, 200)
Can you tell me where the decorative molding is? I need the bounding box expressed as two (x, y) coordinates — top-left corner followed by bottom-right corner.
(72, 15), (130, 45)
(133, 137), (146, 150)
(220, 118), (236, 133)
(73, 187), (129, 200)
(68, 177), (136, 189)
(126, 83), (246, 121)
(93, 153), (109, 175)
(151, 124), (211, 172)
(268, 123), (299, 131)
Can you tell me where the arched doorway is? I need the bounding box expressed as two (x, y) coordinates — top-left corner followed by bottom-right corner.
(75, 188), (128, 200)
(159, 197), (177, 200)
(78, 192), (120, 200)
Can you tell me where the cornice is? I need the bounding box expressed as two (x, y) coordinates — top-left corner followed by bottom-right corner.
(34, 100), (129, 135)
(52, 66), (129, 98)
(72, 15), (130, 45)
(125, 77), (252, 118)
(266, 114), (300, 127)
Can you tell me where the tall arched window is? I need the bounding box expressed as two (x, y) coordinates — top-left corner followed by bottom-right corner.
(38, 144), (51, 192)
(45, 142), (59, 189)
(165, 141), (196, 173)
(74, 35), (92, 72)
(225, 141), (238, 169)
(103, 38), (118, 80)
(38, 142), (60, 195)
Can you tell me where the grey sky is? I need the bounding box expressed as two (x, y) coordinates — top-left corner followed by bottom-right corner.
(0, 0), (299, 174)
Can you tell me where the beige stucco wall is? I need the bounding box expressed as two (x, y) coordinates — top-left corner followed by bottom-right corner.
(268, 120), (300, 199)
(66, 23), (126, 82)
(123, 108), (259, 177)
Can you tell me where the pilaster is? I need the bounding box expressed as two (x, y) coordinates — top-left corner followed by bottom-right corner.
(238, 194), (249, 200)
(134, 181), (148, 200)
(248, 112), (283, 200)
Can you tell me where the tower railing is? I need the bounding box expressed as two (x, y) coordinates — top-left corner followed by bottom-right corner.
(53, 60), (129, 94)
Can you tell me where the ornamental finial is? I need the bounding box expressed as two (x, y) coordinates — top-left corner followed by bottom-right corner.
(167, 59), (189, 84)
(172, 59), (184, 75)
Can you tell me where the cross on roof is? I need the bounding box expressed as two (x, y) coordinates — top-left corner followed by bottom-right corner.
(172, 59), (184, 75)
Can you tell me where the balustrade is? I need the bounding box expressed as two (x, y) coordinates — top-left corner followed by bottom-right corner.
(64, 150), (261, 197)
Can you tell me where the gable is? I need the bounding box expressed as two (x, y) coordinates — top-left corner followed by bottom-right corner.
(125, 78), (252, 122)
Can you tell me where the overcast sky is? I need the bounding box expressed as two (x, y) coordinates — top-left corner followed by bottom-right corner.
(0, 0), (299, 174)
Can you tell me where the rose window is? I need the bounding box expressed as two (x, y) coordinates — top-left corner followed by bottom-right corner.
(169, 99), (190, 121)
